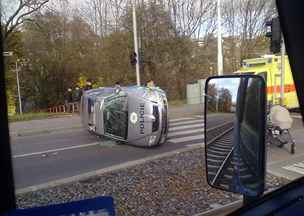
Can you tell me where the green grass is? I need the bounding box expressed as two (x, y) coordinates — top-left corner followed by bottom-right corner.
(9, 112), (71, 122)
(168, 99), (187, 107)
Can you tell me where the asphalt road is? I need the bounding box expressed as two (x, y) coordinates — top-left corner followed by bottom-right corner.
(11, 113), (234, 190)
(10, 111), (304, 190)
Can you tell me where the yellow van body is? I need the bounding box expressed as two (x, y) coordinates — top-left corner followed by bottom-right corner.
(238, 55), (299, 109)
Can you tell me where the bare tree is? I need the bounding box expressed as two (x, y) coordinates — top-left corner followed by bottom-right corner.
(82, 0), (128, 36)
(222, 0), (276, 71)
(164, 0), (216, 39)
(2, 0), (50, 41)
(108, 0), (125, 31)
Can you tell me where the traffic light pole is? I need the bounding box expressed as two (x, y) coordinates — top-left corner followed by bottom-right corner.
(132, 0), (140, 86)
(280, 37), (285, 106)
(266, 17), (285, 105)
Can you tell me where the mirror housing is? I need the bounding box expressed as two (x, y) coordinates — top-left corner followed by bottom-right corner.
(204, 75), (266, 197)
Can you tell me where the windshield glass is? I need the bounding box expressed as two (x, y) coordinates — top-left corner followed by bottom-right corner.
(104, 96), (128, 140)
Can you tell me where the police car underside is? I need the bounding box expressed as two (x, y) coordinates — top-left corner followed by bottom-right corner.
(81, 87), (168, 147)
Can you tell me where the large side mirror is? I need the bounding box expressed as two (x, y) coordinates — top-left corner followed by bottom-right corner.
(205, 75), (266, 197)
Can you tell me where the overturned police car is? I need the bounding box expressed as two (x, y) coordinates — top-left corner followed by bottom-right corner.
(80, 86), (168, 147)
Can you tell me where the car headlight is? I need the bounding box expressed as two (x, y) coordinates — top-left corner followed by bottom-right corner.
(148, 135), (157, 146)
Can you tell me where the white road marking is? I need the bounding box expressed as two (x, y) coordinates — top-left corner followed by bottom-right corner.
(283, 166), (304, 175)
(16, 117), (205, 159)
(170, 119), (204, 127)
(283, 161), (304, 175)
(169, 123), (204, 132)
(292, 115), (302, 119)
(186, 143), (204, 148)
(13, 142), (100, 159)
(168, 128), (204, 138)
(169, 117), (196, 123)
(169, 134), (204, 143)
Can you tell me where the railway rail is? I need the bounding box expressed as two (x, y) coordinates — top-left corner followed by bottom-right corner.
(206, 123), (257, 191)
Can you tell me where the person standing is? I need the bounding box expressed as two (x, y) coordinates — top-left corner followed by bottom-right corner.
(73, 86), (82, 102)
(64, 88), (73, 112)
(146, 79), (155, 88)
(84, 79), (93, 91)
(115, 81), (121, 88)
(73, 86), (82, 112)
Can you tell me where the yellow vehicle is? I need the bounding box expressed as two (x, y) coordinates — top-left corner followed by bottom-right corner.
(238, 55), (299, 109)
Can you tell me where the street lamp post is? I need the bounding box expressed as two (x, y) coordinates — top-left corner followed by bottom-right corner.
(217, 0), (223, 76)
(15, 60), (23, 114)
(3, 51), (23, 114)
(132, 0), (141, 86)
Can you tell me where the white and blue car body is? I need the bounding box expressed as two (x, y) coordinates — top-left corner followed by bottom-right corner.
(80, 86), (168, 147)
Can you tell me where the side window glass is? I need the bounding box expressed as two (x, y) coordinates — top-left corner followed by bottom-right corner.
(258, 72), (267, 84)
(104, 96), (128, 139)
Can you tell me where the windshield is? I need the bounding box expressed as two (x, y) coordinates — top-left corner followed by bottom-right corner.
(104, 96), (128, 140)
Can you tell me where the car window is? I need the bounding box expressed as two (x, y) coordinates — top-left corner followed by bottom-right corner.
(104, 96), (128, 139)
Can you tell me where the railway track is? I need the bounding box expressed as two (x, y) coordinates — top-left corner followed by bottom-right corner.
(206, 121), (234, 144)
(206, 123), (257, 191)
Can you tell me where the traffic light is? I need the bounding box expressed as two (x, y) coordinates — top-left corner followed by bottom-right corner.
(130, 52), (137, 66)
(266, 17), (282, 54)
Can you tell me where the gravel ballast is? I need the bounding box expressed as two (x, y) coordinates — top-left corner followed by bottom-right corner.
(17, 148), (288, 216)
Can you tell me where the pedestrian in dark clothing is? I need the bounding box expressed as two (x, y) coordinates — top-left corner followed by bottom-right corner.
(64, 88), (73, 112)
(115, 81), (121, 88)
(73, 86), (82, 102)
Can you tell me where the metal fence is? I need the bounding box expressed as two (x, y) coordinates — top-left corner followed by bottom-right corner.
(47, 102), (79, 113)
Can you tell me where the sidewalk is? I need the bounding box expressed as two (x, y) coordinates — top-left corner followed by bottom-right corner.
(9, 114), (82, 137)
(267, 117), (304, 180)
(169, 103), (203, 119)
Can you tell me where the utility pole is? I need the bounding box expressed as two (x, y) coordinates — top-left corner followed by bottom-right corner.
(132, 0), (140, 86)
(15, 60), (23, 114)
(280, 37), (285, 106)
(3, 51), (22, 114)
(217, 0), (223, 76)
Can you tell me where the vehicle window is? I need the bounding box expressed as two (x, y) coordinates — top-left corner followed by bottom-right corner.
(2, 0), (300, 215)
(104, 96), (128, 140)
(257, 72), (267, 84)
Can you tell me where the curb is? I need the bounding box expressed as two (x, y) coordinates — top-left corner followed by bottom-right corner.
(193, 200), (242, 216)
(16, 145), (202, 194)
(266, 168), (295, 181)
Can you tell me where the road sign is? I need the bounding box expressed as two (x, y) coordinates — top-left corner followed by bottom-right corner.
(5, 196), (115, 216)
(3, 51), (13, 57)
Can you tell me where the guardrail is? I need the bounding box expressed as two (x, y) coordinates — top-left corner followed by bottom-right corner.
(47, 102), (79, 113)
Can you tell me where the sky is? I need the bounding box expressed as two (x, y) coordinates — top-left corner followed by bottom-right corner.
(208, 77), (240, 103)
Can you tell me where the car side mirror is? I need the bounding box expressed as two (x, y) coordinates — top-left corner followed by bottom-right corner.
(204, 75), (266, 197)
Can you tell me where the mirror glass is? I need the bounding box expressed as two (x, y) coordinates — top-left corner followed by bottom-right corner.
(205, 75), (266, 196)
